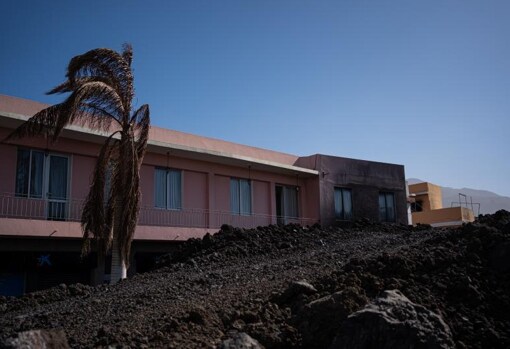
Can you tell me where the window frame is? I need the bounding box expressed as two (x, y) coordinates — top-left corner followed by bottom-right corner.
(154, 167), (183, 210)
(334, 187), (353, 221)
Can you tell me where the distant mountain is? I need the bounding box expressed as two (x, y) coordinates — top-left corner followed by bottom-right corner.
(407, 178), (510, 215)
(407, 178), (425, 186)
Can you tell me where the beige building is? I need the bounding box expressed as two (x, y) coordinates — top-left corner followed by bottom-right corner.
(408, 182), (474, 227)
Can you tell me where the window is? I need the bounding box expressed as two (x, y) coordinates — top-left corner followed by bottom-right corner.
(15, 149), (44, 198)
(155, 168), (182, 209)
(411, 200), (423, 212)
(231, 178), (251, 215)
(379, 192), (396, 222)
(334, 187), (353, 220)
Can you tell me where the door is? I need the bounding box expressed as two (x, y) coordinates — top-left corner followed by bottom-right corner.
(46, 155), (69, 220)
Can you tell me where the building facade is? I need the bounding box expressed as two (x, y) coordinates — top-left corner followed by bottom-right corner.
(0, 94), (408, 295)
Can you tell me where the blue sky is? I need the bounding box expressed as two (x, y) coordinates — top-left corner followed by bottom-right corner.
(1, 1), (509, 196)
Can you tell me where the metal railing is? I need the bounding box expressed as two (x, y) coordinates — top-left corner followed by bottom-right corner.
(0, 193), (84, 222)
(0, 193), (317, 229)
(450, 193), (480, 217)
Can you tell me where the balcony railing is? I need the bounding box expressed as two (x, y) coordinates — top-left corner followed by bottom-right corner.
(0, 193), (317, 230)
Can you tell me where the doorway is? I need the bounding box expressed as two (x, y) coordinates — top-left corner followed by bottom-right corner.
(275, 185), (299, 225)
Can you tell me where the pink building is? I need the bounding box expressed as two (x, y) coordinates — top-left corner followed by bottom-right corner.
(0, 94), (408, 295)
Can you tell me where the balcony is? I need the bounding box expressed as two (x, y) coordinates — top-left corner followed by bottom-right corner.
(411, 206), (475, 227)
(0, 193), (317, 232)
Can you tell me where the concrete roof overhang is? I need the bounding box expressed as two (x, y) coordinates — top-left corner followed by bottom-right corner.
(0, 112), (318, 178)
(145, 140), (318, 177)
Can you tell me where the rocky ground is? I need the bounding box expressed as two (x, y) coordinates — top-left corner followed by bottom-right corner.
(1, 211), (509, 348)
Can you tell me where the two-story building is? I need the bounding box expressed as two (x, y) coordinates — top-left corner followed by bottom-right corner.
(0, 94), (408, 295)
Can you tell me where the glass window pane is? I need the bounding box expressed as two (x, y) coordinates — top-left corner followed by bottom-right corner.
(230, 179), (240, 214)
(15, 149), (30, 197)
(334, 188), (343, 218)
(379, 193), (387, 221)
(240, 179), (251, 215)
(155, 169), (167, 208)
(386, 193), (395, 222)
(30, 151), (44, 198)
(284, 186), (298, 218)
(168, 170), (182, 209)
(343, 189), (353, 220)
(379, 192), (395, 222)
(335, 188), (353, 220)
(48, 155), (68, 200)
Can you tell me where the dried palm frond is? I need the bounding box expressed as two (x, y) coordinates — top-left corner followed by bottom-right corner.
(132, 104), (150, 159)
(122, 43), (133, 67)
(66, 47), (133, 113)
(81, 132), (119, 256)
(47, 76), (115, 95)
(3, 104), (61, 141)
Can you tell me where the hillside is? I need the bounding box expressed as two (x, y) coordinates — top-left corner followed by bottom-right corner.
(1, 212), (509, 348)
(408, 178), (510, 214)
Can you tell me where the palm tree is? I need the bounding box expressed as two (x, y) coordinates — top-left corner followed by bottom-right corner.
(5, 44), (150, 283)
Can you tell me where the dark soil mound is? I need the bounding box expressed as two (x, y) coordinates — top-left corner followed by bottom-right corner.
(1, 212), (509, 348)
(155, 222), (414, 269)
(282, 212), (510, 348)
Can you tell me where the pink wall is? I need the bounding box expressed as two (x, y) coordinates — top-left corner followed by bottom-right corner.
(139, 165), (154, 207)
(137, 151), (318, 223)
(253, 180), (271, 215)
(0, 218), (216, 241)
(71, 155), (95, 200)
(141, 154), (300, 216)
(0, 143), (16, 194)
(184, 171), (207, 209)
(214, 175), (230, 212)
(298, 176), (321, 221)
(138, 163), (208, 211)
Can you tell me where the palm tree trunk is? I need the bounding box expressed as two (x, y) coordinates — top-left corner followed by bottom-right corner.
(110, 190), (127, 284)
(109, 133), (130, 284)
(110, 232), (127, 283)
